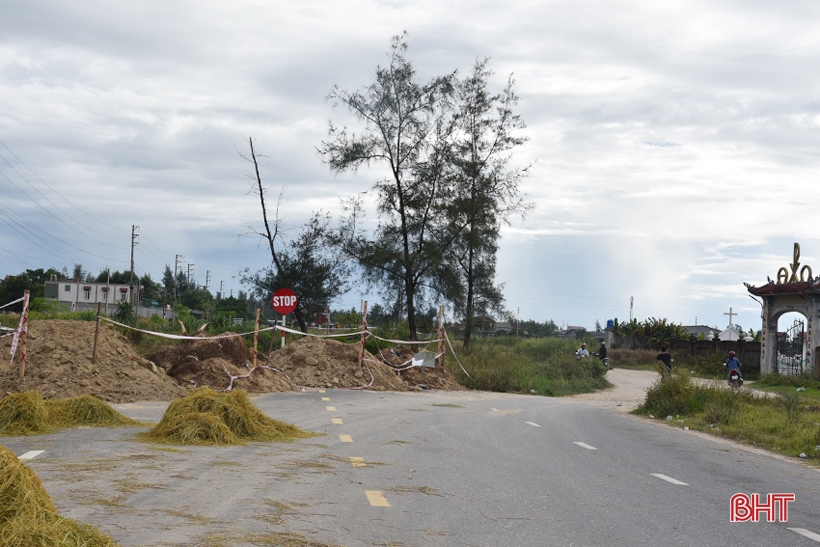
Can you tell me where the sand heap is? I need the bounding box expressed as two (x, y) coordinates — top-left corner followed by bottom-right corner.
(0, 320), (188, 403)
(273, 336), (411, 391)
(147, 336), (293, 393)
(374, 345), (466, 391)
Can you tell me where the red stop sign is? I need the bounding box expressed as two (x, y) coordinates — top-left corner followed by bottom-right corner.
(271, 288), (298, 314)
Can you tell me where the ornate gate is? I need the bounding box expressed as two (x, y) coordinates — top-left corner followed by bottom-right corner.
(777, 318), (805, 376)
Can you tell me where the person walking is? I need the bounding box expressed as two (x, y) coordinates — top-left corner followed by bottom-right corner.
(656, 346), (673, 374)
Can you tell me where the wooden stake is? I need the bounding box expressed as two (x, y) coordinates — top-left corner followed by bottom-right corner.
(92, 302), (102, 365)
(358, 301), (368, 368)
(253, 308), (260, 367)
(437, 305), (444, 367)
(17, 290), (29, 378)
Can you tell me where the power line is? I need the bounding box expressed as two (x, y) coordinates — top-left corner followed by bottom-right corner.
(0, 139), (129, 236)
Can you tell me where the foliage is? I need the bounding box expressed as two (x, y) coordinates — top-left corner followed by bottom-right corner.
(442, 59), (530, 352)
(0, 268), (62, 312)
(243, 209), (350, 333)
(446, 337), (610, 396)
(610, 317), (689, 349)
(321, 33), (456, 341)
(112, 300), (136, 326)
(636, 374), (820, 460)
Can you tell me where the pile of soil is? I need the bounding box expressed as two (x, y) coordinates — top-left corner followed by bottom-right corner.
(147, 337), (293, 393)
(274, 337), (409, 391)
(374, 346), (466, 391)
(0, 320), (188, 403)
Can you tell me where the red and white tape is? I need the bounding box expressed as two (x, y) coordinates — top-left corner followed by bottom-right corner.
(0, 296), (24, 311)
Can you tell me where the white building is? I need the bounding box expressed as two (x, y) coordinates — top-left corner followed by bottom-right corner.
(44, 278), (134, 310)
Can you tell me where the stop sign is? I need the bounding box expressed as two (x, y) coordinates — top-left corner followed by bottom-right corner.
(271, 288), (298, 314)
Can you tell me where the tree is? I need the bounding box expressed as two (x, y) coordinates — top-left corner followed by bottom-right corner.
(320, 34), (456, 341)
(241, 138), (350, 333)
(0, 268), (62, 312)
(443, 59), (530, 351)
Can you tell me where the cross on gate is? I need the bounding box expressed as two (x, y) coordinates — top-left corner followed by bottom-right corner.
(724, 307), (736, 328)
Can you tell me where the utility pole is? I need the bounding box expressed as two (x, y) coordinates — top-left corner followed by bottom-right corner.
(219, 280), (224, 300)
(187, 264), (195, 286)
(129, 225), (139, 308)
(174, 254), (182, 305)
(629, 296), (634, 322)
(205, 270), (211, 291)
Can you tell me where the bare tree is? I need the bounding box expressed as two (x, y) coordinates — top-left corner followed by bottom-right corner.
(241, 137), (349, 332)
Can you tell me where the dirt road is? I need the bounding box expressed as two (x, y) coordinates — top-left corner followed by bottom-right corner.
(567, 368), (658, 412)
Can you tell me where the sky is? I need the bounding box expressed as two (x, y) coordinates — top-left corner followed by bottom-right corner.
(1, 0), (819, 331)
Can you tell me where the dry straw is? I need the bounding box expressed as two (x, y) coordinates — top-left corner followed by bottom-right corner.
(0, 392), (139, 437)
(0, 444), (120, 547)
(141, 387), (319, 446)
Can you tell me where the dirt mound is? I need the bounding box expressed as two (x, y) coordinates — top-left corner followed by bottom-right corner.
(373, 346), (467, 390)
(273, 337), (410, 391)
(147, 337), (293, 393)
(0, 320), (189, 403)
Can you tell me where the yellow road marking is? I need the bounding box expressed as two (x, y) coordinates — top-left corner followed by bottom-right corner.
(339, 434), (353, 442)
(326, 406), (336, 411)
(365, 490), (389, 507)
(319, 389), (326, 393)
(322, 397), (330, 401)
(332, 418), (343, 424)
(350, 457), (366, 468)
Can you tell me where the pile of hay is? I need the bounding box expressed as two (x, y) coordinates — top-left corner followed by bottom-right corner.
(0, 444), (120, 546)
(0, 392), (138, 436)
(141, 387), (319, 446)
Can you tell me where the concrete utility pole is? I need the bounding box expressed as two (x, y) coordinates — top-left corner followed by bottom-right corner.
(630, 296), (634, 322)
(174, 254), (182, 305)
(129, 225), (139, 307)
(187, 264), (195, 286)
(205, 270), (210, 291)
(219, 280), (224, 300)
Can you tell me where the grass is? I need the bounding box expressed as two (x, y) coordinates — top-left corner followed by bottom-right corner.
(635, 371), (820, 461)
(140, 387), (321, 446)
(445, 337), (610, 396)
(0, 392), (140, 437)
(0, 444), (121, 547)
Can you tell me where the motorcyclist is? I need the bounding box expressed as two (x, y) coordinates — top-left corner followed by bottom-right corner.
(576, 343), (589, 358)
(594, 341), (607, 361)
(724, 350), (743, 381)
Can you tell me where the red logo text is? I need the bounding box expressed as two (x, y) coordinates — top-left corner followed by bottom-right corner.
(730, 493), (794, 522)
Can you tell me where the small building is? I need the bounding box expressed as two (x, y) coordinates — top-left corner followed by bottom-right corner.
(683, 325), (720, 340)
(718, 325), (744, 341)
(45, 278), (135, 311)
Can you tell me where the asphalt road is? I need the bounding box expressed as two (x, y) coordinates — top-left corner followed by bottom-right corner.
(4, 388), (820, 546)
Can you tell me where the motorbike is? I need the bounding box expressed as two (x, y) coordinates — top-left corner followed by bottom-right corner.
(728, 368), (743, 388)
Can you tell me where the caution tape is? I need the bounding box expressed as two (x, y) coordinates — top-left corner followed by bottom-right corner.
(0, 296), (24, 311)
(366, 331), (438, 344)
(277, 324), (367, 338)
(101, 317), (276, 340)
(0, 330), (20, 339)
(443, 328), (471, 379)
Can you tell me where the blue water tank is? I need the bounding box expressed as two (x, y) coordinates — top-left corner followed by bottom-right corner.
(606, 319), (614, 329)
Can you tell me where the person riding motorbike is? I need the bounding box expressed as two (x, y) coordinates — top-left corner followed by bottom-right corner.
(576, 343), (589, 359)
(724, 350), (743, 382)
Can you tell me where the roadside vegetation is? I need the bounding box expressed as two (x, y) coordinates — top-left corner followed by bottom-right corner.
(635, 371), (820, 461)
(446, 336), (610, 396)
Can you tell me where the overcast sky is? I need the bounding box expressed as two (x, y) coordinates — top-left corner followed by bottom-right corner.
(1, 0), (819, 331)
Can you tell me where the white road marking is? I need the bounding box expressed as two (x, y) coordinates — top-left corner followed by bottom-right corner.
(651, 473), (688, 486)
(19, 450), (44, 460)
(789, 528), (820, 542)
(491, 408), (499, 411)
(573, 442), (597, 450)
(524, 421), (541, 427)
